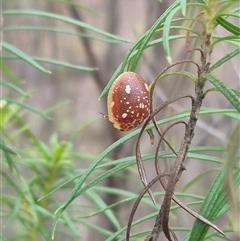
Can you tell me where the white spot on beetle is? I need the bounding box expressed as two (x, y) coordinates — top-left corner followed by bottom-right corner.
(145, 83), (148, 91)
(122, 113), (128, 118)
(111, 102), (115, 107)
(139, 103), (144, 109)
(125, 85), (131, 94)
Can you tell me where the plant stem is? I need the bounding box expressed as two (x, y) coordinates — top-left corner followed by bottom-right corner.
(205, 0), (218, 33)
(162, 30), (211, 241)
(147, 30), (212, 241)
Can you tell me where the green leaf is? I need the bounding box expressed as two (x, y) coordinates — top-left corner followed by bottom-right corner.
(12, 100), (71, 138)
(2, 55), (98, 72)
(188, 166), (240, 240)
(50, 0), (102, 15)
(3, 10), (131, 43)
(1, 81), (30, 97)
(85, 188), (121, 230)
(180, 0), (187, 16)
(52, 107), (237, 237)
(209, 47), (240, 71)
(224, 124), (240, 216)
(4, 26), (131, 44)
(0, 59), (21, 83)
(52, 127), (141, 238)
(1, 98), (51, 120)
(1, 139), (19, 174)
(99, 0), (182, 100)
(129, 0), (181, 69)
(2, 42), (51, 74)
(203, 73), (240, 112)
(1, 170), (25, 198)
(0, 141), (18, 155)
(77, 219), (113, 237)
(163, 5), (181, 63)
(181, 169), (217, 192)
(216, 16), (240, 35)
(98, 63), (125, 100)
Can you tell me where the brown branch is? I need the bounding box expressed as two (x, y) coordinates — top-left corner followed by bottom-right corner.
(159, 31), (213, 241)
(126, 173), (170, 241)
(154, 121), (225, 237)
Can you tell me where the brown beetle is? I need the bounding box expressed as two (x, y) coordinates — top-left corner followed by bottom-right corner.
(106, 72), (150, 131)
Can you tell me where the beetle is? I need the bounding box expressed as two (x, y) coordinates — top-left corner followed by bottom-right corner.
(106, 72), (150, 131)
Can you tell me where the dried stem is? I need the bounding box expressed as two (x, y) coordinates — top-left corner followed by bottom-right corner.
(132, 30), (219, 241)
(135, 94), (195, 205)
(154, 121), (225, 237)
(126, 173), (169, 241)
(148, 60), (199, 154)
(159, 31), (213, 241)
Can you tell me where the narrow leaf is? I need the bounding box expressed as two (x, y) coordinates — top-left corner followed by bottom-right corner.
(216, 16), (240, 35)
(188, 164), (240, 240)
(203, 73), (240, 112)
(163, 6), (181, 63)
(1, 81), (30, 97)
(130, 0), (181, 69)
(2, 55), (98, 72)
(0, 141), (18, 155)
(1, 59), (21, 83)
(4, 26), (131, 44)
(3, 10), (131, 43)
(2, 42), (51, 74)
(99, 0), (182, 99)
(209, 47), (240, 71)
(2, 98), (51, 119)
(180, 0), (187, 16)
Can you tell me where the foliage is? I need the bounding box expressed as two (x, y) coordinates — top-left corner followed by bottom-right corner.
(1, 0), (239, 241)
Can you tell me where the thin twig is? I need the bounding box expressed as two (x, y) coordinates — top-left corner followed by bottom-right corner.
(126, 173), (169, 241)
(135, 94), (195, 206)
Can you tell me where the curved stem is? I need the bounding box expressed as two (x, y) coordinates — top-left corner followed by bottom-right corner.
(126, 173), (169, 241)
(135, 94), (194, 205)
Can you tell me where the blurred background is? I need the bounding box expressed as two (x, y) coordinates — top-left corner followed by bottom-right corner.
(2, 0), (239, 240)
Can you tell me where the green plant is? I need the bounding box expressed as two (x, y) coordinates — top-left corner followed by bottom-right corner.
(2, 0), (239, 241)
(53, 0), (240, 240)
